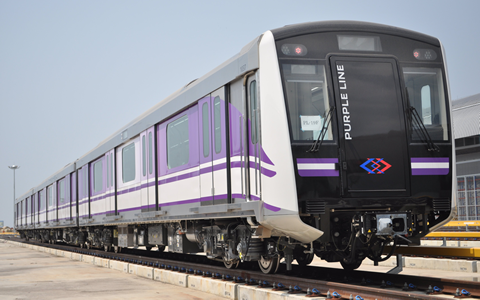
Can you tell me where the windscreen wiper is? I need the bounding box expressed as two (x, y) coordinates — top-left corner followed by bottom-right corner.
(406, 89), (440, 152)
(307, 106), (335, 153)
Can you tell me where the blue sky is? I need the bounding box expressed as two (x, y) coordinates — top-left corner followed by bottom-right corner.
(1, 1), (479, 226)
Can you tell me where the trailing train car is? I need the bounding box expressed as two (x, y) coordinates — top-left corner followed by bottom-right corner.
(16, 21), (456, 272)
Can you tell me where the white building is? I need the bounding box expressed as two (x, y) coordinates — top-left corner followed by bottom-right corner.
(453, 93), (480, 220)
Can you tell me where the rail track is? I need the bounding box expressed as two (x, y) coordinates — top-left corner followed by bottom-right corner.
(3, 236), (479, 300)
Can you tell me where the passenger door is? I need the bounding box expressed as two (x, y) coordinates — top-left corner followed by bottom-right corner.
(198, 87), (229, 205)
(199, 96), (214, 205)
(140, 127), (156, 211)
(105, 149), (115, 215)
(330, 56), (409, 196)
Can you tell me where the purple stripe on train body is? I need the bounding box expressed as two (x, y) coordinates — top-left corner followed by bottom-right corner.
(261, 166), (276, 178)
(158, 170), (200, 185)
(140, 204), (157, 210)
(248, 195), (281, 212)
(231, 160), (275, 177)
(297, 158), (339, 164)
(142, 181), (156, 189)
(117, 206), (142, 213)
(411, 157), (449, 175)
(247, 161), (276, 178)
(90, 211), (107, 217)
(213, 162), (227, 172)
(263, 202), (281, 212)
(412, 169), (450, 176)
(200, 166), (211, 175)
(90, 191), (116, 203)
(298, 170), (340, 177)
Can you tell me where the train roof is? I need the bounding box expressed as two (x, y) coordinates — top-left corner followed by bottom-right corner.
(271, 20), (440, 46)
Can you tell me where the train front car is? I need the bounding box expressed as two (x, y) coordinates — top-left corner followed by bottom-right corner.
(262, 21), (455, 270)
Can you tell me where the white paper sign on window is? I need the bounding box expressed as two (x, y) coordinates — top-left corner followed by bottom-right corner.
(300, 115), (322, 131)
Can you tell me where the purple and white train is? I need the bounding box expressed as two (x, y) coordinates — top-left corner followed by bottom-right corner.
(15, 21), (456, 272)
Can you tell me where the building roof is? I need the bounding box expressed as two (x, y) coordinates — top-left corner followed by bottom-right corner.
(452, 93), (480, 139)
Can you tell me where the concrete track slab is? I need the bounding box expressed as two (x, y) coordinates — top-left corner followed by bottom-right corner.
(0, 241), (226, 300)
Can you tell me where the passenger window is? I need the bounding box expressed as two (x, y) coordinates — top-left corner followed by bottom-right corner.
(110, 155), (114, 186)
(250, 81), (258, 144)
(106, 154), (110, 188)
(202, 103), (209, 157)
(214, 96), (222, 153)
(48, 186), (53, 207)
(122, 143), (136, 182)
(403, 67), (448, 141)
(167, 115), (189, 169)
(148, 132), (153, 175)
(59, 179), (65, 203)
(281, 64), (332, 141)
(142, 135), (147, 176)
(84, 166), (88, 198)
(94, 160), (103, 193)
(421, 85), (432, 125)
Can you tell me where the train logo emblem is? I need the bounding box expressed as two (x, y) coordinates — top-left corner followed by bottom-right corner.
(360, 158), (391, 174)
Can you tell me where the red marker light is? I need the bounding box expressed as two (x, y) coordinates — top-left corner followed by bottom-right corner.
(281, 44), (307, 56)
(413, 51), (419, 58)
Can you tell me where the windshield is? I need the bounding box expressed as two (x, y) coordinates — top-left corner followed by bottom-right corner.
(403, 67), (449, 141)
(282, 63), (332, 142)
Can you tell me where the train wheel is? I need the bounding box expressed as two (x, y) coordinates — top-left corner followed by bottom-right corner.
(258, 255), (280, 274)
(295, 251), (314, 267)
(340, 259), (362, 271)
(104, 245), (111, 252)
(114, 246), (121, 253)
(223, 260), (239, 269)
(145, 246), (152, 251)
(157, 245), (165, 252)
(80, 243), (84, 249)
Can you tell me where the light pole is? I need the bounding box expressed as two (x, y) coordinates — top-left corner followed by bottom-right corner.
(8, 165), (20, 228)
